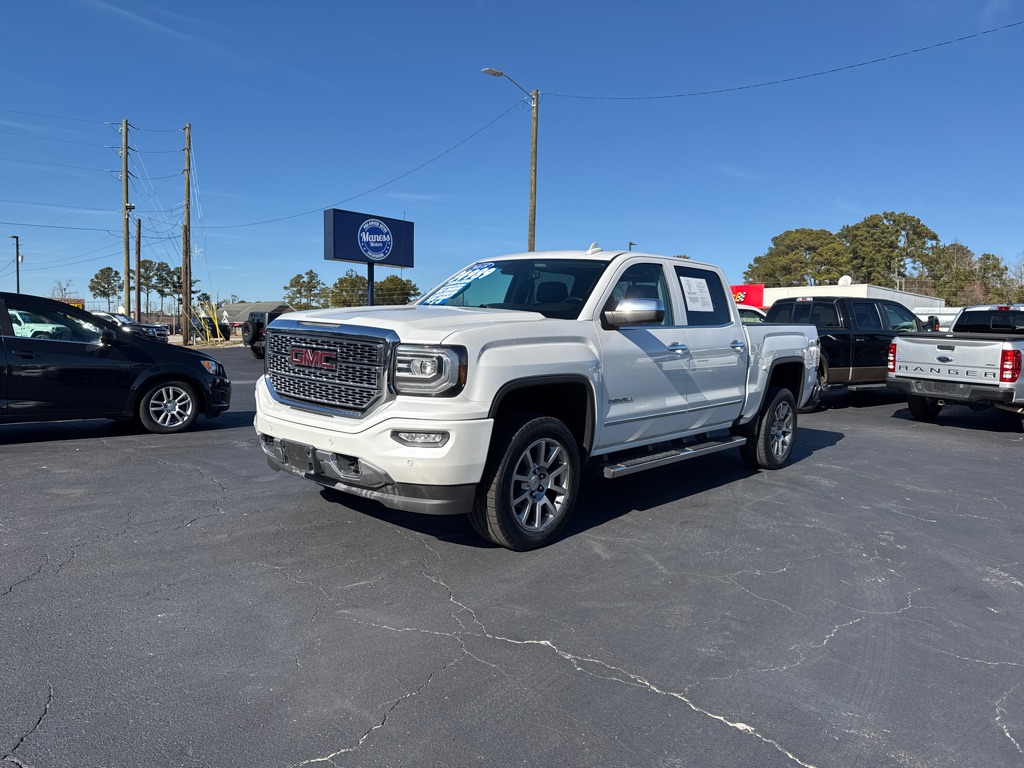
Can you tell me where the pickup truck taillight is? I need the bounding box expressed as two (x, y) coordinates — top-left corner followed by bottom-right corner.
(1001, 349), (1022, 383)
(887, 343), (897, 373)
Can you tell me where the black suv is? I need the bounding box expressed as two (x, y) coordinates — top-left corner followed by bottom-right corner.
(1, 293), (231, 433)
(241, 310), (290, 359)
(765, 296), (922, 408)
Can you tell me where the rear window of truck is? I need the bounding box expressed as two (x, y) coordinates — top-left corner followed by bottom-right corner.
(953, 311), (1024, 333)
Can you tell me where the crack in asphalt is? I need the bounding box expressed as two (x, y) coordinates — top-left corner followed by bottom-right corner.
(995, 686), (1023, 754)
(253, 529), (822, 768)
(2, 683), (53, 767)
(1, 553), (75, 598)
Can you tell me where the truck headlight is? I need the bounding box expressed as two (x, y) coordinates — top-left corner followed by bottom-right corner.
(393, 345), (466, 396)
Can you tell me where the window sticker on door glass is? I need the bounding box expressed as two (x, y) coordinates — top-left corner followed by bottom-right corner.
(422, 263), (496, 305)
(679, 276), (715, 312)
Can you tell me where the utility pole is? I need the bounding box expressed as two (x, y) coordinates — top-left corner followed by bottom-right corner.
(121, 119), (131, 315)
(135, 217), (142, 321)
(528, 88), (538, 252)
(181, 123), (191, 345)
(8, 235), (19, 293)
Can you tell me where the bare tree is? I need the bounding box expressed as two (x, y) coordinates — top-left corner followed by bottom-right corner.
(51, 279), (75, 299)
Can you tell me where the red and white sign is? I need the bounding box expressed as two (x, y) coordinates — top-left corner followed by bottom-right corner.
(730, 284), (764, 307)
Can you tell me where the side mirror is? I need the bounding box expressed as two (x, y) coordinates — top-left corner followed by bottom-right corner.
(602, 298), (666, 328)
(101, 328), (121, 345)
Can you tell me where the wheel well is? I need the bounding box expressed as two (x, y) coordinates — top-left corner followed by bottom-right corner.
(490, 379), (592, 459)
(766, 361), (805, 401)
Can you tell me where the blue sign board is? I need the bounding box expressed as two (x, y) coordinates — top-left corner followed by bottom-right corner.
(324, 209), (414, 268)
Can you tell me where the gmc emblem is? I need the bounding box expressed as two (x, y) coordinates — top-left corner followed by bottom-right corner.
(290, 347), (337, 371)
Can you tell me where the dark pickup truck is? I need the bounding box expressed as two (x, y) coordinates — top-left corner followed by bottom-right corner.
(766, 296), (923, 408)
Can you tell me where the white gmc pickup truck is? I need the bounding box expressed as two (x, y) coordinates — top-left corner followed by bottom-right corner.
(887, 303), (1024, 430)
(254, 245), (819, 550)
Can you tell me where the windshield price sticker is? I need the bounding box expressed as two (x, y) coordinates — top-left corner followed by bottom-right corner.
(423, 263), (496, 305)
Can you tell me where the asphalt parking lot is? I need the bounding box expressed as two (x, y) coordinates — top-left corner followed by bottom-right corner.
(2, 346), (1023, 768)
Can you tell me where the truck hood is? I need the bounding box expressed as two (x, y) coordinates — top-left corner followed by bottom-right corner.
(279, 304), (548, 343)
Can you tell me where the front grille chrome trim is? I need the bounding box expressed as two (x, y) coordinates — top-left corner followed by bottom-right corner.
(265, 323), (399, 417)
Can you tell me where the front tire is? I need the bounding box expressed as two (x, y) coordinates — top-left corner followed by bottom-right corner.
(740, 387), (797, 469)
(469, 415), (580, 551)
(138, 380), (199, 434)
(907, 394), (942, 422)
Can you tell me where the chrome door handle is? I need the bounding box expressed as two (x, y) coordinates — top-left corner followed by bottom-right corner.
(668, 343), (689, 353)
(730, 341), (746, 351)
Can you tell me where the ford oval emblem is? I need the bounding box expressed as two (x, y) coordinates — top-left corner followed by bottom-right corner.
(936, 356), (953, 363)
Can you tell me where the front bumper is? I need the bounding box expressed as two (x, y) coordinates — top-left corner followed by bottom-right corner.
(254, 381), (493, 515)
(205, 377), (232, 417)
(259, 434), (476, 515)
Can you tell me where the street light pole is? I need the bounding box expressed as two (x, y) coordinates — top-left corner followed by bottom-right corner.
(8, 235), (19, 293)
(482, 68), (538, 252)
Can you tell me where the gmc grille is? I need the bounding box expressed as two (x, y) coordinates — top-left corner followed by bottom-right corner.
(266, 330), (388, 413)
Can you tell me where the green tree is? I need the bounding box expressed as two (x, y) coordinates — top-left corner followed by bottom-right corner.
(744, 229), (849, 286)
(89, 267), (122, 311)
(284, 270), (327, 309)
(327, 270), (368, 307)
(136, 259), (160, 314)
(374, 274), (419, 305)
(838, 212), (937, 287)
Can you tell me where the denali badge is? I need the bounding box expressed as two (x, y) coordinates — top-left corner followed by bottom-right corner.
(290, 347), (337, 371)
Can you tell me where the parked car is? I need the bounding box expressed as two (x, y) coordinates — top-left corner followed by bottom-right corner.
(2, 293), (231, 433)
(737, 305), (767, 324)
(8, 309), (72, 340)
(765, 296), (922, 409)
(92, 311), (160, 342)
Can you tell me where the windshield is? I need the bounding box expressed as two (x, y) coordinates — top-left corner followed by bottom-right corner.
(418, 259), (609, 319)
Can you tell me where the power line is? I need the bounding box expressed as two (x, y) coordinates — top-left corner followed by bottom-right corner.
(0, 129), (110, 147)
(548, 19), (1024, 100)
(0, 220), (115, 232)
(0, 108), (110, 124)
(0, 156), (110, 172)
(207, 99), (524, 229)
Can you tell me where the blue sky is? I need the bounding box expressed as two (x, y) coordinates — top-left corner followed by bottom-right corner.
(2, 0), (1022, 308)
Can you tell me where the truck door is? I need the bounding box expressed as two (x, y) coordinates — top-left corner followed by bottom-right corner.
(848, 300), (891, 382)
(595, 261), (693, 450)
(809, 301), (852, 383)
(673, 264), (747, 429)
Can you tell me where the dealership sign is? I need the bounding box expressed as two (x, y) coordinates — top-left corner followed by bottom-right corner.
(324, 209), (414, 268)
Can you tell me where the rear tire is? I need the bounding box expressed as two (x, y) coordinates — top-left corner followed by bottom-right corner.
(740, 387), (797, 470)
(469, 415), (580, 551)
(907, 394), (942, 422)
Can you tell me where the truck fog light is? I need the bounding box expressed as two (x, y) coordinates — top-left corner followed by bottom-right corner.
(391, 430), (449, 447)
